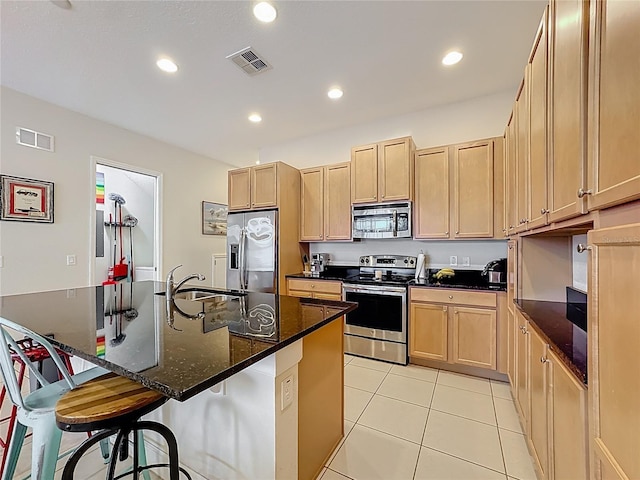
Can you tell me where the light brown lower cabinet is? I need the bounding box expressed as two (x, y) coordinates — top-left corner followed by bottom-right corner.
(510, 309), (589, 480)
(287, 278), (342, 300)
(409, 288), (498, 371)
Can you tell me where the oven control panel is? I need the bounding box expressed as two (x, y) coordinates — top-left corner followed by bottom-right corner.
(359, 255), (417, 269)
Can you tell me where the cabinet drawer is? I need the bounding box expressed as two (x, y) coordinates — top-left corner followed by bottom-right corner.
(410, 287), (496, 308)
(287, 279), (342, 295)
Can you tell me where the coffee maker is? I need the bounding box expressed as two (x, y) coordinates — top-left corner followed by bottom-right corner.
(482, 258), (507, 288)
(310, 253), (330, 277)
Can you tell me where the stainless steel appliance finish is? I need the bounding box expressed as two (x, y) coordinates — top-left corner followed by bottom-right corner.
(481, 258), (507, 288)
(310, 253), (330, 277)
(226, 210), (278, 293)
(352, 202), (412, 239)
(343, 255), (415, 365)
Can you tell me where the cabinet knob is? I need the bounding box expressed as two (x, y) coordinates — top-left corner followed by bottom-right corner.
(448, 295), (453, 299)
(442, 306), (447, 312)
(445, 231), (449, 235)
(508, 244), (513, 250)
(540, 208), (549, 214)
(455, 231), (459, 235)
(577, 188), (593, 198)
(540, 356), (546, 364)
(454, 309), (458, 314)
(576, 244), (592, 253)
(381, 194), (385, 198)
(311, 284), (315, 288)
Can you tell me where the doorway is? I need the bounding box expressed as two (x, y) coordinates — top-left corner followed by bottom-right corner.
(90, 156), (162, 285)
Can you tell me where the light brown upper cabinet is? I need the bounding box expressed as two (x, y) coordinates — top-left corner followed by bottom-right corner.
(506, 107), (519, 236)
(547, 0), (589, 223)
(588, 223), (640, 480)
(515, 78), (529, 234)
(228, 163), (278, 211)
(228, 162), (300, 211)
(300, 162), (351, 241)
(414, 138), (502, 240)
(586, 0), (640, 211)
(351, 136), (415, 204)
(527, 8), (549, 231)
(414, 147), (450, 239)
(453, 140), (496, 238)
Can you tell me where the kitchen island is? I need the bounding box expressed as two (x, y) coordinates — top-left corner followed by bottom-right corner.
(0, 281), (356, 479)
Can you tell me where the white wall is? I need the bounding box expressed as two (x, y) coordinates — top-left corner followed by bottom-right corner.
(311, 239), (507, 271)
(0, 87), (232, 295)
(259, 89), (514, 169)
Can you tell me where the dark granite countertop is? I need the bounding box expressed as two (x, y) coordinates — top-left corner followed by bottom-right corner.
(515, 299), (587, 385)
(411, 269), (506, 292)
(0, 281), (357, 401)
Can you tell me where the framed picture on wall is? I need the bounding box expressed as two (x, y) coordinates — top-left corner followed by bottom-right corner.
(0, 175), (54, 223)
(202, 201), (227, 235)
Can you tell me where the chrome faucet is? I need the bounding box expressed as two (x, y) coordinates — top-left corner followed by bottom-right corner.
(166, 265), (206, 299)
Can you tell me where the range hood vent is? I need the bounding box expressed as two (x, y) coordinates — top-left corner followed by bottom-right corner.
(226, 47), (272, 76)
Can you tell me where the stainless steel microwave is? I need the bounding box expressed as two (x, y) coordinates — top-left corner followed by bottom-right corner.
(352, 202), (412, 239)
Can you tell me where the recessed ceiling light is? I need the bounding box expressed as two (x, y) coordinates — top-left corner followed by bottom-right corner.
(442, 51), (463, 66)
(248, 113), (262, 123)
(156, 58), (178, 73)
(253, 2), (277, 23)
(327, 87), (344, 100)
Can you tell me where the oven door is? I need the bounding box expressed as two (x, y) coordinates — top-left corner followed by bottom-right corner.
(342, 284), (406, 343)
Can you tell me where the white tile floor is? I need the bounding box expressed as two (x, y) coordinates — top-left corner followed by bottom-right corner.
(1, 357), (537, 480)
(318, 355), (538, 480)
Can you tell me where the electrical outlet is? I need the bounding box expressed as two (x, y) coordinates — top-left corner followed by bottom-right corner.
(0, 256), (4, 268)
(462, 256), (470, 267)
(66, 255), (76, 266)
(66, 289), (76, 299)
(449, 256), (458, 266)
(281, 375), (294, 411)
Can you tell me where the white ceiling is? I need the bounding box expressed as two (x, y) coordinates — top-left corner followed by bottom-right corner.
(1, 0), (546, 167)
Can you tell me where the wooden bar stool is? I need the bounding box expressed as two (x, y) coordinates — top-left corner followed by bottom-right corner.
(55, 373), (191, 480)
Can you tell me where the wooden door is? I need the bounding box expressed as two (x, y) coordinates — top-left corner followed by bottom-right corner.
(548, 0), (588, 223)
(588, 223), (640, 479)
(300, 168), (324, 241)
(527, 9), (549, 230)
(516, 311), (530, 433)
(507, 309), (517, 391)
(351, 143), (378, 203)
(251, 163), (277, 208)
(507, 108), (519, 235)
(452, 140), (494, 238)
(414, 147), (450, 239)
(549, 350), (588, 480)
(409, 302), (448, 362)
(228, 168), (252, 211)
(298, 320), (344, 480)
(378, 137), (413, 201)
(529, 326), (549, 478)
(587, 0), (640, 211)
(515, 77), (529, 233)
(324, 162), (351, 240)
(451, 306), (497, 370)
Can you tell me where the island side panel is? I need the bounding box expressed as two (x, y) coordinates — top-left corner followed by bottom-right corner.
(298, 317), (345, 480)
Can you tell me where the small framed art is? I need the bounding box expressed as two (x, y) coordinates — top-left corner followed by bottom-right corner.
(202, 201), (227, 235)
(0, 175), (54, 223)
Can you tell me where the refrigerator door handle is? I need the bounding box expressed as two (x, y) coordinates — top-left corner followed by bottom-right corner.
(239, 227), (248, 290)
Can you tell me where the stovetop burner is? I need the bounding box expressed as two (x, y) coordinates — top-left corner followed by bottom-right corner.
(344, 273), (414, 286)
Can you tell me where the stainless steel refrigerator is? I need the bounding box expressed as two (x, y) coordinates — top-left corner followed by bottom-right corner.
(226, 209), (278, 293)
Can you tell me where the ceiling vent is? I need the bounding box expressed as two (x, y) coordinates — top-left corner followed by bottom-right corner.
(226, 47), (272, 76)
(16, 127), (54, 152)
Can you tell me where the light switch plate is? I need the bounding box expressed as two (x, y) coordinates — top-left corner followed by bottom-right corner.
(449, 256), (458, 266)
(281, 375), (294, 411)
(66, 255), (76, 266)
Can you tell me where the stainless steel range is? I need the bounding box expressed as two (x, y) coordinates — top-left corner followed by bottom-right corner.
(342, 255), (416, 365)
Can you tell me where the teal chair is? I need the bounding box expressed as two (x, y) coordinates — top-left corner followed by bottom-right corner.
(0, 317), (150, 480)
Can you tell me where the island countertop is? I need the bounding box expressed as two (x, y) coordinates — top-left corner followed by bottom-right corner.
(0, 281), (357, 401)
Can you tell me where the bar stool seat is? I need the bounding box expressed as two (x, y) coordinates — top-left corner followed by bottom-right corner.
(56, 373), (191, 480)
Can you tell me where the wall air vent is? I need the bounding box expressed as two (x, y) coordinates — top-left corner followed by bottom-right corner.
(226, 47), (272, 76)
(16, 127), (55, 152)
